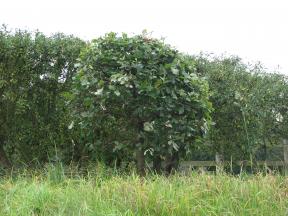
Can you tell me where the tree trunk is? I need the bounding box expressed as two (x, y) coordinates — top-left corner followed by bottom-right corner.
(135, 119), (146, 176)
(153, 155), (162, 174)
(136, 149), (145, 176)
(263, 140), (267, 161)
(0, 145), (10, 168)
(283, 139), (288, 175)
(164, 152), (179, 175)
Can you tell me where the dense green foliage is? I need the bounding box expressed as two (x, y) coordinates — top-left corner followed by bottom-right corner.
(0, 26), (85, 165)
(0, 168), (287, 215)
(0, 26), (287, 172)
(71, 33), (211, 173)
(196, 56), (288, 160)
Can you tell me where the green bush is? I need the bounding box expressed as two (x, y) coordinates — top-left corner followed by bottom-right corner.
(0, 25), (287, 170)
(0, 26), (85, 165)
(195, 55), (288, 160)
(71, 33), (212, 174)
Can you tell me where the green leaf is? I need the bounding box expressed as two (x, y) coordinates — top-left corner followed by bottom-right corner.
(179, 107), (184, 114)
(144, 122), (154, 132)
(93, 88), (103, 96)
(171, 68), (179, 75)
(68, 121), (74, 130)
(114, 90), (120, 96)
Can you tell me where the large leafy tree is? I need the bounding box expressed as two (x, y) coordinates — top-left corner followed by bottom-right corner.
(71, 33), (211, 174)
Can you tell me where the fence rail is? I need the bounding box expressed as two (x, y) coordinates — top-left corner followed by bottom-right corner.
(179, 139), (288, 172)
(180, 160), (286, 168)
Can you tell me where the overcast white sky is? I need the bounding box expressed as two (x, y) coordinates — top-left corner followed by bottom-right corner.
(1, 0), (288, 74)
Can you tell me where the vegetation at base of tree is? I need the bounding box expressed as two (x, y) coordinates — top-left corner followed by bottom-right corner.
(0, 166), (287, 215)
(0, 25), (287, 175)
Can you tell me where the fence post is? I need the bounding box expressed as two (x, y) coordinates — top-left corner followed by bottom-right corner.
(215, 152), (224, 173)
(283, 139), (288, 174)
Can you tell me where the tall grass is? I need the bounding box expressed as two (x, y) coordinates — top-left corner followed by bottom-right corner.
(0, 164), (287, 215)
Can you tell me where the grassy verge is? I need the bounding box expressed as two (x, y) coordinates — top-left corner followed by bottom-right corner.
(0, 165), (287, 215)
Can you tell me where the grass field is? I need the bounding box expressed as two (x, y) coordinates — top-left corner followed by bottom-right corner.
(0, 165), (287, 216)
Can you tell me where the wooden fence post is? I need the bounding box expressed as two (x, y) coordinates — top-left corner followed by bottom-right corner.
(283, 139), (288, 174)
(215, 152), (224, 173)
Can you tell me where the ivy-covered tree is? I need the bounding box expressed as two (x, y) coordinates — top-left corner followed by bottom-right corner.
(71, 33), (211, 175)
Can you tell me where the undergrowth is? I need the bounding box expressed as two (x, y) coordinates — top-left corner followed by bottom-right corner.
(0, 164), (287, 216)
